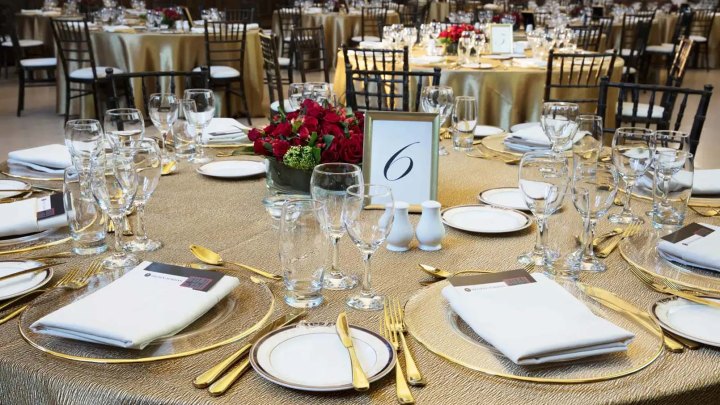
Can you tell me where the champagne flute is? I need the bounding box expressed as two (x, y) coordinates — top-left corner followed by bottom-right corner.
(540, 102), (579, 154)
(148, 93), (179, 174)
(420, 85), (454, 156)
(117, 139), (163, 252)
(517, 151), (570, 268)
(183, 89), (215, 164)
(104, 108), (145, 148)
(342, 184), (394, 311)
(311, 163), (363, 290)
(609, 127), (655, 224)
(90, 151), (139, 270)
(451, 96), (477, 152)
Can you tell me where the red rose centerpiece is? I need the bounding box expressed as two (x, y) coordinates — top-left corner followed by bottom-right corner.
(249, 99), (365, 193)
(438, 24), (481, 55)
(158, 8), (182, 26)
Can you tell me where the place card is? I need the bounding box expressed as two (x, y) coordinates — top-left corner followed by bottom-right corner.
(449, 269), (535, 292)
(661, 223), (715, 246)
(490, 24), (514, 54)
(144, 262), (225, 292)
(36, 193), (65, 220)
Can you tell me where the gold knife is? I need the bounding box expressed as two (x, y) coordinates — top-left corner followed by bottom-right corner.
(198, 311), (306, 393)
(336, 312), (369, 391)
(0, 263), (59, 283)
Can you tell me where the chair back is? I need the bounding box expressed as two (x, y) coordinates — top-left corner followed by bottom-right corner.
(572, 25), (603, 52)
(671, 9), (693, 44)
(203, 21), (248, 79)
(533, 12), (550, 28)
(104, 68), (210, 113)
(589, 16), (613, 49)
(259, 32), (286, 110)
(618, 11), (654, 51)
(342, 45), (410, 111)
(620, 19), (651, 80)
(50, 18), (99, 82)
(225, 8), (255, 24)
(292, 25), (330, 83)
(410, 68), (441, 112)
(597, 76), (713, 155)
(277, 6), (302, 41)
(400, 1), (420, 27)
(361, 7), (388, 41)
(690, 7), (717, 39)
(667, 36), (694, 88)
(544, 50), (617, 112)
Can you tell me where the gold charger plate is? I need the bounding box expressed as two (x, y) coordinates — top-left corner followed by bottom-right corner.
(480, 134), (575, 158)
(18, 269), (275, 363)
(404, 281), (663, 383)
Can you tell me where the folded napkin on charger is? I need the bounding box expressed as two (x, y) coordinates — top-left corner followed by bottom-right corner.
(504, 124), (583, 152)
(657, 223), (720, 272)
(0, 195), (68, 238)
(7, 144), (72, 174)
(442, 273), (635, 365)
(31, 261), (240, 349)
(102, 25), (134, 33)
(187, 118), (250, 144)
(637, 169), (720, 196)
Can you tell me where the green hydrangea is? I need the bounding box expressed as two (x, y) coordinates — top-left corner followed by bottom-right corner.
(282, 146), (319, 170)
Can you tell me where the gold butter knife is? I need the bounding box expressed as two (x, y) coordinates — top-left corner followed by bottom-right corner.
(336, 312), (369, 391)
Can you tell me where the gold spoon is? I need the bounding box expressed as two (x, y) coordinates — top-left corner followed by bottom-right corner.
(418, 264), (491, 279)
(189, 244), (282, 281)
(690, 206), (720, 217)
(161, 161), (177, 176)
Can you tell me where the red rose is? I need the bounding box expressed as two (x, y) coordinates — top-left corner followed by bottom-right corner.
(254, 139), (267, 155)
(248, 128), (263, 142)
(286, 110), (300, 120)
(320, 122), (343, 138)
(302, 116), (319, 132)
(340, 134), (363, 164)
(323, 111), (341, 123)
(272, 140), (290, 160)
(297, 126), (310, 140)
(321, 136), (341, 163)
(271, 122), (292, 138)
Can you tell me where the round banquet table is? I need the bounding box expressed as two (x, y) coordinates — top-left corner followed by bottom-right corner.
(333, 49), (625, 130)
(0, 146), (719, 404)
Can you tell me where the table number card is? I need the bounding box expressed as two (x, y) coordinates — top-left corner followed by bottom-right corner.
(490, 24), (514, 54)
(362, 111), (440, 207)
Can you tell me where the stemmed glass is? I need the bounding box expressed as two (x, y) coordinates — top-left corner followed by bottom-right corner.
(117, 139), (163, 252)
(472, 32), (486, 62)
(104, 108), (145, 148)
(342, 184), (394, 311)
(609, 127), (656, 224)
(517, 151), (570, 268)
(310, 163), (364, 290)
(183, 89), (215, 164)
(567, 162), (619, 274)
(420, 85), (454, 156)
(540, 102), (579, 154)
(458, 30), (474, 65)
(148, 93), (179, 174)
(90, 151), (139, 269)
(572, 115), (605, 164)
(64, 119), (104, 171)
(451, 96), (477, 152)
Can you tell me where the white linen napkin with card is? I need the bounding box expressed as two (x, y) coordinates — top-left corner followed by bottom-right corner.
(189, 118), (250, 144)
(0, 194), (68, 238)
(7, 144), (72, 174)
(504, 125), (583, 152)
(657, 223), (720, 271)
(442, 272), (635, 365)
(31, 261), (240, 349)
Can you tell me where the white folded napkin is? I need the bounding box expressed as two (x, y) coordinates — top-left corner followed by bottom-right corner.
(7, 144), (72, 174)
(410, 55), (445, 65)
(442, 274), (635, 365)
(637, 169), (720, 196)
(0, 196), (67, 238)
(305, 7), (323, 14)
(31, 261), (240, 349)
(512, 58), (546, 69)
(658, 223), (720, 272)
(189, 118), (250, 144)
(504, 124), (583, 152)
(102, 25), (132, 33)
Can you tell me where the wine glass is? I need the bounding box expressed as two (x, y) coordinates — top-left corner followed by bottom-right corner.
(104, 108), (145, 148)
(342, 184), (394, 311)
(451, 96), (477, 152)
(183, 89), (215, 164)
(609, 127), (656, 224)
(117, 139), (163, 252)
(311, 163), (363, 290)
(567, 162), (618, 274)
(572, 115), (604, 164)
(517, 151), (570, 268)
(540, 102), (579, 154)
(64, 119), (104, 171)
(420, 85), (454, 156)
(458, 30), (474, 65)
(288, 83), (305, 110)
(90, 151), (139, 270)
(148, 93), (179, 174)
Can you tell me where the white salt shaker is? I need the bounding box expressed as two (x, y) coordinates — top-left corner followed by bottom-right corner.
(416, 200), (445, 251)
(386, 201), (414, 252)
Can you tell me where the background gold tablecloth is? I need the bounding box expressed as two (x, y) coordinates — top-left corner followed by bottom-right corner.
(0, 146), (719, 404)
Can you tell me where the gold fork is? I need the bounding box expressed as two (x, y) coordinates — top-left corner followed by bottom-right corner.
(388, 299), (425, 386)
(627, 265), (720, 309)
(596, 221), (642, 258)
(381, 313), (415, 405)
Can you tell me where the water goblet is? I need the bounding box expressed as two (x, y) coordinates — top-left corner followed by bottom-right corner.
(652, 149), (694, 230)
(609, 127), (656, 224)
(451, 96), (477, 152)
(64, 119), (104, 171)
(420, 85), (454, 156)
(148, 93), (179, 174)
(104, 108), (144, 148)
(572, 114), (604, 164)
(540, 102), (579, 154)
(182, 88), (215, 164)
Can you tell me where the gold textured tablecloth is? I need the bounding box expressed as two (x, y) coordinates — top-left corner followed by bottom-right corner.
(55, 29), (267, 119)
(0, 147), (720, 404)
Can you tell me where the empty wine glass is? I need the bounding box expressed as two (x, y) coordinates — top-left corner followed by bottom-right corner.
(311, 163), (364, 290)
(609, 127), (656, 224)
(540, 102), (579, 154)
(64, 119), (104, 171)
(451, 96), (477, 152)
(567, 162), (618, 274)
(572, 115), (604, 164)
(183, 89), (215, 164)
(148, 93), (179, 174)
(104, 108), (145, 148)
(90, 151), (139, 270)
(117, 139), (163, 252)
(342, 184), (394, 311)
(518, 151), (570, 268)
(420, 85), (454, 156)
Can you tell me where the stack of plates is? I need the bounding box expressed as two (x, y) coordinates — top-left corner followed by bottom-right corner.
(653, 297), (720, 348)
(0, 260), (54, 301)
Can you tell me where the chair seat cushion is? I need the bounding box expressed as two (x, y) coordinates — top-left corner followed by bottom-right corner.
(270, 99), (297, 114)
(645, 43), (674, 53)
(351, 35), (380, 43)
(278, 57), (291, 67)
(1, 39), (43, 48)
(689, 35), (707, 43)
(69, 66), (123, 80)
(621, 102), (665, 119)
(20, 57), (57, 67)
(620, 48), (632, 56)
(623, 66), (637, 74)
(193, 65), (240, 79)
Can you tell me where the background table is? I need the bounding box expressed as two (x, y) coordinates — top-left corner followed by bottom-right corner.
(0, 146), (719, 404)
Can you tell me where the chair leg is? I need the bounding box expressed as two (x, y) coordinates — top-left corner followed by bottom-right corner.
(91, 81), (101, 120)
(17, 69), (25, 117)
(64, 81), (71, 123)
(704, 44), (709, 71)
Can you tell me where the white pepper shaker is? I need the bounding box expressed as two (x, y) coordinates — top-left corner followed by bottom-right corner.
(386, 201), (414, 252)
(416, 200), (445, 251)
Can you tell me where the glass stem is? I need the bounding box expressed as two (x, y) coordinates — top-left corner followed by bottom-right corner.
(111, 216), (124, 256)
(622, 178), (635, 215)
(135, 205), (147, 241)
(581, 216), (595, 260)
(196, 125), (205, 158)
(360, 251), (373, 296)
(330, 236), (341, 277)
(534, 216), (548, 252)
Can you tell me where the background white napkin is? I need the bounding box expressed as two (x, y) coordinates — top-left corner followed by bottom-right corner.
(102, 25), (132, 33)
(658, 223), (720, 271)
(31, 262), (240, 349)
(442, 274), (634, 365)
(504, 125), (550, 151)
(0, 197), (67, 238)
(512, 58), (546, 69)
(189, 118), (250, 144)
(7, 144), (71, 174)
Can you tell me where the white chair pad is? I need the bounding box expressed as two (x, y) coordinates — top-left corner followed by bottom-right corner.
(623, 66), (637, 74)
(1, 39), (43, 48)
(689, 35), (707, 43)
(645, 44), (674, 53)
(69, 66), (123, 80)
(20, 57), (57, 67)
(351, 35), (380, 42)
(621, 102), (665, 119)
(620, 48), (632, 56)
(193, 65), (240, 79)
(270, 100), (297, 113)
(278, 57), (291, 67)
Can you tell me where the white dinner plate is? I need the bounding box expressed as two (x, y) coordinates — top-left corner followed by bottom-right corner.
(0, 260), (54, 301)
(441, 205), (531, 234)
(196, 161), (265, 179)
(477, 187), (529, 211)
(474, 125), (505, 138)
(0, 228), (61, 247)
(484, 54), (513, 60)
(250, 323), (396, 392)
(653, 297), (720, 347)
(510, 122), (540, 133)
(0, 179), (31, 199)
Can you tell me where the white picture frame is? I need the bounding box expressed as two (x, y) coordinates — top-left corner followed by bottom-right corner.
(490, 24), (514, 54)
(362, 111), (440, 208)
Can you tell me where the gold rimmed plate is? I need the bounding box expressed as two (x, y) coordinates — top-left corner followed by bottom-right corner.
(652, 297), (720, 347)
(0, 179), (32, 200)
(0, 228), (64, 248)
(1, 161), (63, 182)
(18, 269), (275, 363)
(0, 260), (54, 300)
(441, 204), (531, 234)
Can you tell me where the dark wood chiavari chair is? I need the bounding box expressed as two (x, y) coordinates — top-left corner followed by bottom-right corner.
(277, 6), (303, 58)
(292, 25), (330, 83)
(544, 50), (617, 113)
(643, 10), (692, 81)
(588, 16), (613, 50)
(352, 7), (388, 44)
(410, 68), (441, 112)
(620, 20), (652, 82)
(571, 25), (603, 52)
(225, 8), (255, 24)
(400, 1), (420, 27)
(259, 32), (290, 114)
(618, 11), (655, 55)
(342, 45), (410, 111)
(688, 7), (717, 70)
